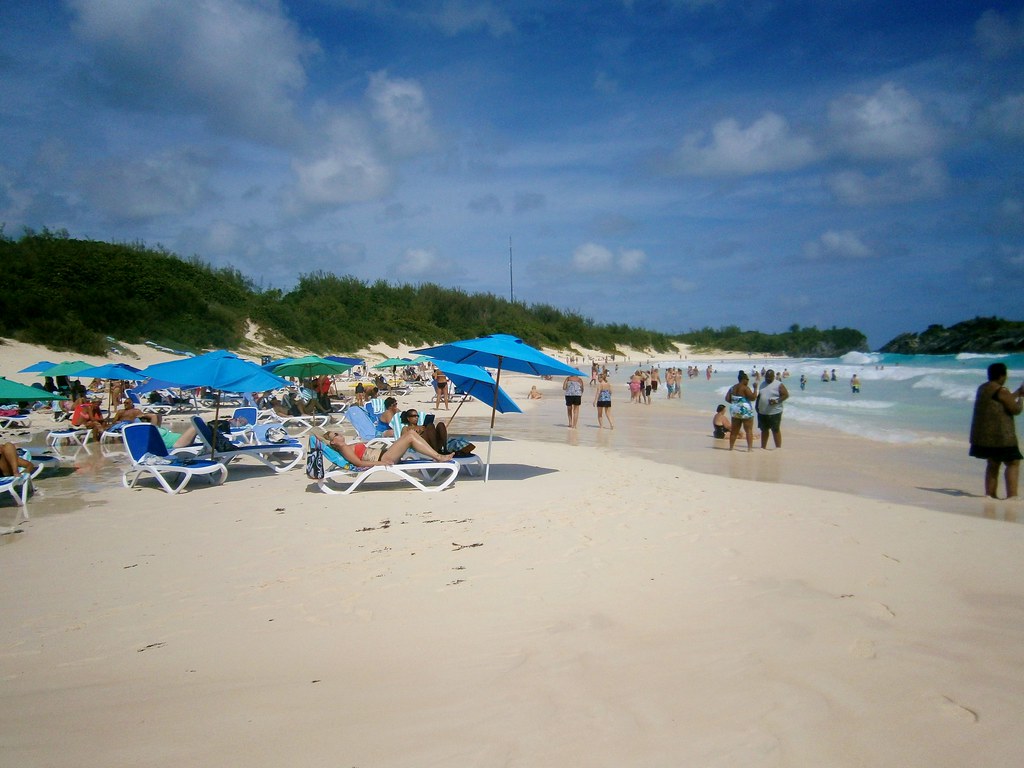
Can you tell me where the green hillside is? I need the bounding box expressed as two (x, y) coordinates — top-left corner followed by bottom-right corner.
(0, 229), (675, 356)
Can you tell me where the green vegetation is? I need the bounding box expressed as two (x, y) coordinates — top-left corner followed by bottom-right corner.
(677, 324), (868, 357)
(879, 317), (1024, 354)
(0, 230), (676, 356)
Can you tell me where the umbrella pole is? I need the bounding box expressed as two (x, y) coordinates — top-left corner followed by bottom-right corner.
(485, 359), (503, 483)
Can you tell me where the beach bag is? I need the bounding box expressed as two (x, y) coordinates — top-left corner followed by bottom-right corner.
(264, 426), (289, 444)
(729, 397), (754, 420)
(306, 439), (325, 479)
(444, 437), (475, 456)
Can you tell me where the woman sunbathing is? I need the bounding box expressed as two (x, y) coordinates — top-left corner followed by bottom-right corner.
(320, 429), (453, 468)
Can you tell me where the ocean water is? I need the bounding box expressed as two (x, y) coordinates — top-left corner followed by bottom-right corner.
(649, 351), (1024, 446)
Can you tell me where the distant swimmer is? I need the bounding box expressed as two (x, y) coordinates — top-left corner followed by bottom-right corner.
(821, 369), (830, 382)
(799, 374), (807, 391)
(851, 374), (861, 394)
(830, 368), (837, 382)
(969, 362), (1024, 499)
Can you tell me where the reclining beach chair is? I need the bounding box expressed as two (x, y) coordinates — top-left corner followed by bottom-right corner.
(121, 423), (227, 495)
(189, 416), (305, 474)
(226, 406), (258, 444)
(125, 388), (174, 416)
(309, 435), (458, 494)
(345, 405), (394, 447)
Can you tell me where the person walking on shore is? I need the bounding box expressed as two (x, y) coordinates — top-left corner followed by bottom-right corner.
(755, 369), (788, 449)
(969, 362), (1024, 498)
(593, 374), (614, 429)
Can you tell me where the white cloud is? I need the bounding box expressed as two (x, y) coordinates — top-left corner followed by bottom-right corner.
(670, 112), (819, 176)
(975, 8), (1024, 58)
(827, 158), (950, 206)
(670, 277), (697, 293)
(400, 247), (439, 275)
(68, 0), (313, 144)
(290, 114), (393, 207)
(573, 242), (615, 272)
(572, 242), (648, 273)
(367, 71), (438, 157)
(803, 230), (874, 260)
(828, 82), (942, 159)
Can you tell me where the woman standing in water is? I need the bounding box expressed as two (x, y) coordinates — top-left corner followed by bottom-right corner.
(725, 371), (757, 452)
(562, 372), (585, 428)
(969, 362), (1024, 498)
(593, 374), (614, 429)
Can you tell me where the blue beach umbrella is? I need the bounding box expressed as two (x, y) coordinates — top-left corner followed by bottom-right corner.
(76, 362), (144, 415)
(18, 360), (57, 374)
(137, 350), (289, 393)
(412, 334), (581, 481)
(76, 362), (142, 380)
(432, 359), (521, 417)
(137, 351), (291, 459)
(325, 356), (364, 367)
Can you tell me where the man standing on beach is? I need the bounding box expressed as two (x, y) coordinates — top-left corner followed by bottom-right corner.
(756, 369), (788, 449)
(969, 362), (1024, 498)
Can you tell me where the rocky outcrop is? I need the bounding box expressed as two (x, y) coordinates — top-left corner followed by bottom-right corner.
(879, 317), (1024, 354)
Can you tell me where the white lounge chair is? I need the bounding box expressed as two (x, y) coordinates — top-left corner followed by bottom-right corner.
(310, 436), (457, 495)
(0, 411), (32, 429)
(125, 389), (173, 416)
(121, 423), (227, 495)
(47, 427), (92, 449)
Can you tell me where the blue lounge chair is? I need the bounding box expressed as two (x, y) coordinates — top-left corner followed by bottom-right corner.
(345, 405), (393, 446)
(122, 423), (227, 495)
(189, 416), (304, 474)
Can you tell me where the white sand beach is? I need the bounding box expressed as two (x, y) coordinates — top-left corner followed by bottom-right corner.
(2, 338), (1023, 766)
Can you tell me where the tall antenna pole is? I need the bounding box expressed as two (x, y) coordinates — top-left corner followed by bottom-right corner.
(508, 235), (514, 303)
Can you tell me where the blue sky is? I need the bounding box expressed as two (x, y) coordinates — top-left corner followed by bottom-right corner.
(2, 1), (1023, 349)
